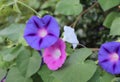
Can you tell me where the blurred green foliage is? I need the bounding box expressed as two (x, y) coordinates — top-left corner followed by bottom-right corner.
(0, 0), (119, 48)
(0, 0), (120, 82)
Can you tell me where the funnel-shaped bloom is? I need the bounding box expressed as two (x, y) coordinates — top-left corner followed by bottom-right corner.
(98, 41), (120, 74)
(24, 15), (60, 50)
(63, 26), (79, 49)
(43, 39), (66, 70)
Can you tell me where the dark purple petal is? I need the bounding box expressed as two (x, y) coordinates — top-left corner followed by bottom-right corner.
(103, 47), (110, 54)
(115, 46), (119, 53)
(100, 59), (109, 63)
(38, 39), (43, 47)
(43, 15), (60, 37)
(42, 15), (52, 26)
(30, 38), (41, 50)
(42, 15), (51, 28)
(48, 33), (57, 37)
(112, 63), (116, 71)
(25, 33), (36, 36)
(27, 16), (45, 28)
(39, 35), (58, 49)
(114, 61), (120, 74)
(102, 42), (120, 53)
(116, 46), (120, 56)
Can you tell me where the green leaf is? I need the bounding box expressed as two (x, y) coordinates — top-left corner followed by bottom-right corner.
(18, 34), (28, 46)
(0, 68), (7, 81)
(55, 0), (83, 15)
(112, 77), (120, 82)
(6, 67), (24, 82)
(28, 0), (40, 9)
(41, 0), (57, 9)
(110, 17), (120, 35)
(0, 37), (3, 43)
(103, 12), (120, 28)
(52, 48), (96, 82)
(88, 67), (101, 82)
(0, 52), (12, 69)
(38, 65), (54, 82)
(38, 65), (62, 82)
(25, 51), (41, 77)
(88, 67), (115, 82)
(52, 78), (62, 82)
(98, 0), (120, 11)
(16, 48), (31, 76)
(24, 78), (33, 82)
(16, 49), (41, 78)
(66, 43), (74, 56)
(52, 63), (96, 82)
(67, 48), (92, 64)
(0, 24), (25, 41)
(6, 67), (33, 82)
(100, 72), (115, 82)
(0, 55), (6, 68)
(1, 45), (23, 62)
(32, 73), (43, 82)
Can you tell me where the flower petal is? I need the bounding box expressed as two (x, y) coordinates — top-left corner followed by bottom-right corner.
(43, 15), (60, 37)
(43, 39), (66, 70)
(24, 35), (39, 47)
(63, 26), (79, 49)
(24, 15), (60, 50)
(98, 41), (120, 74)
(40, 35), (58, 49)
(27, 16), (45, 28)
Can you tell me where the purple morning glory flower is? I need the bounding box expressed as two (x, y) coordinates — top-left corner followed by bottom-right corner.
(98, 41), (120, 74)
(24, 15), (60, 50)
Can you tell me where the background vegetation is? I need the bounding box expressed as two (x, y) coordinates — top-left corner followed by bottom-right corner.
(0, 0), (120, 82)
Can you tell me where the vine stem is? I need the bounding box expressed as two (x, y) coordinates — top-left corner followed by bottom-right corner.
(77, 44), (99, 51)
(71, 2), (98, 28)
(90, 48), (99, 51)
(78, 43), (87, 48)
(17, 0), (40, 16)
(0, 2), (15, 11)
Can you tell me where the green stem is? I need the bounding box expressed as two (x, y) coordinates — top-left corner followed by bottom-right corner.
(14, 0), (21, 13)
(17, 0), (40, 16)
(0, 2), (15, 11)
(78, 43), (87, 48)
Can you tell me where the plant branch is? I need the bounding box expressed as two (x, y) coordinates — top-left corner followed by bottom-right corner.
(90, 48), (99, 51)
(17, 0), (40, 16)
(78, 43), (87, 48)
(71, 2), (98, 28)
(0, 2), (15, 11)
(78, 44), (99, 51)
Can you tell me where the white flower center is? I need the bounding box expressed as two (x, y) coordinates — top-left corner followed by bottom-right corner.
(110, 53), (119, 62)
(53, 49), (61, 59)
(38, 29), (47, 37)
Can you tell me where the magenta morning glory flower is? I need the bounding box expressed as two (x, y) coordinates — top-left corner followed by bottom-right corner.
(24, 15), (60, 50)
(43, 38), (66, 70)
(98, 41), (120, 74)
